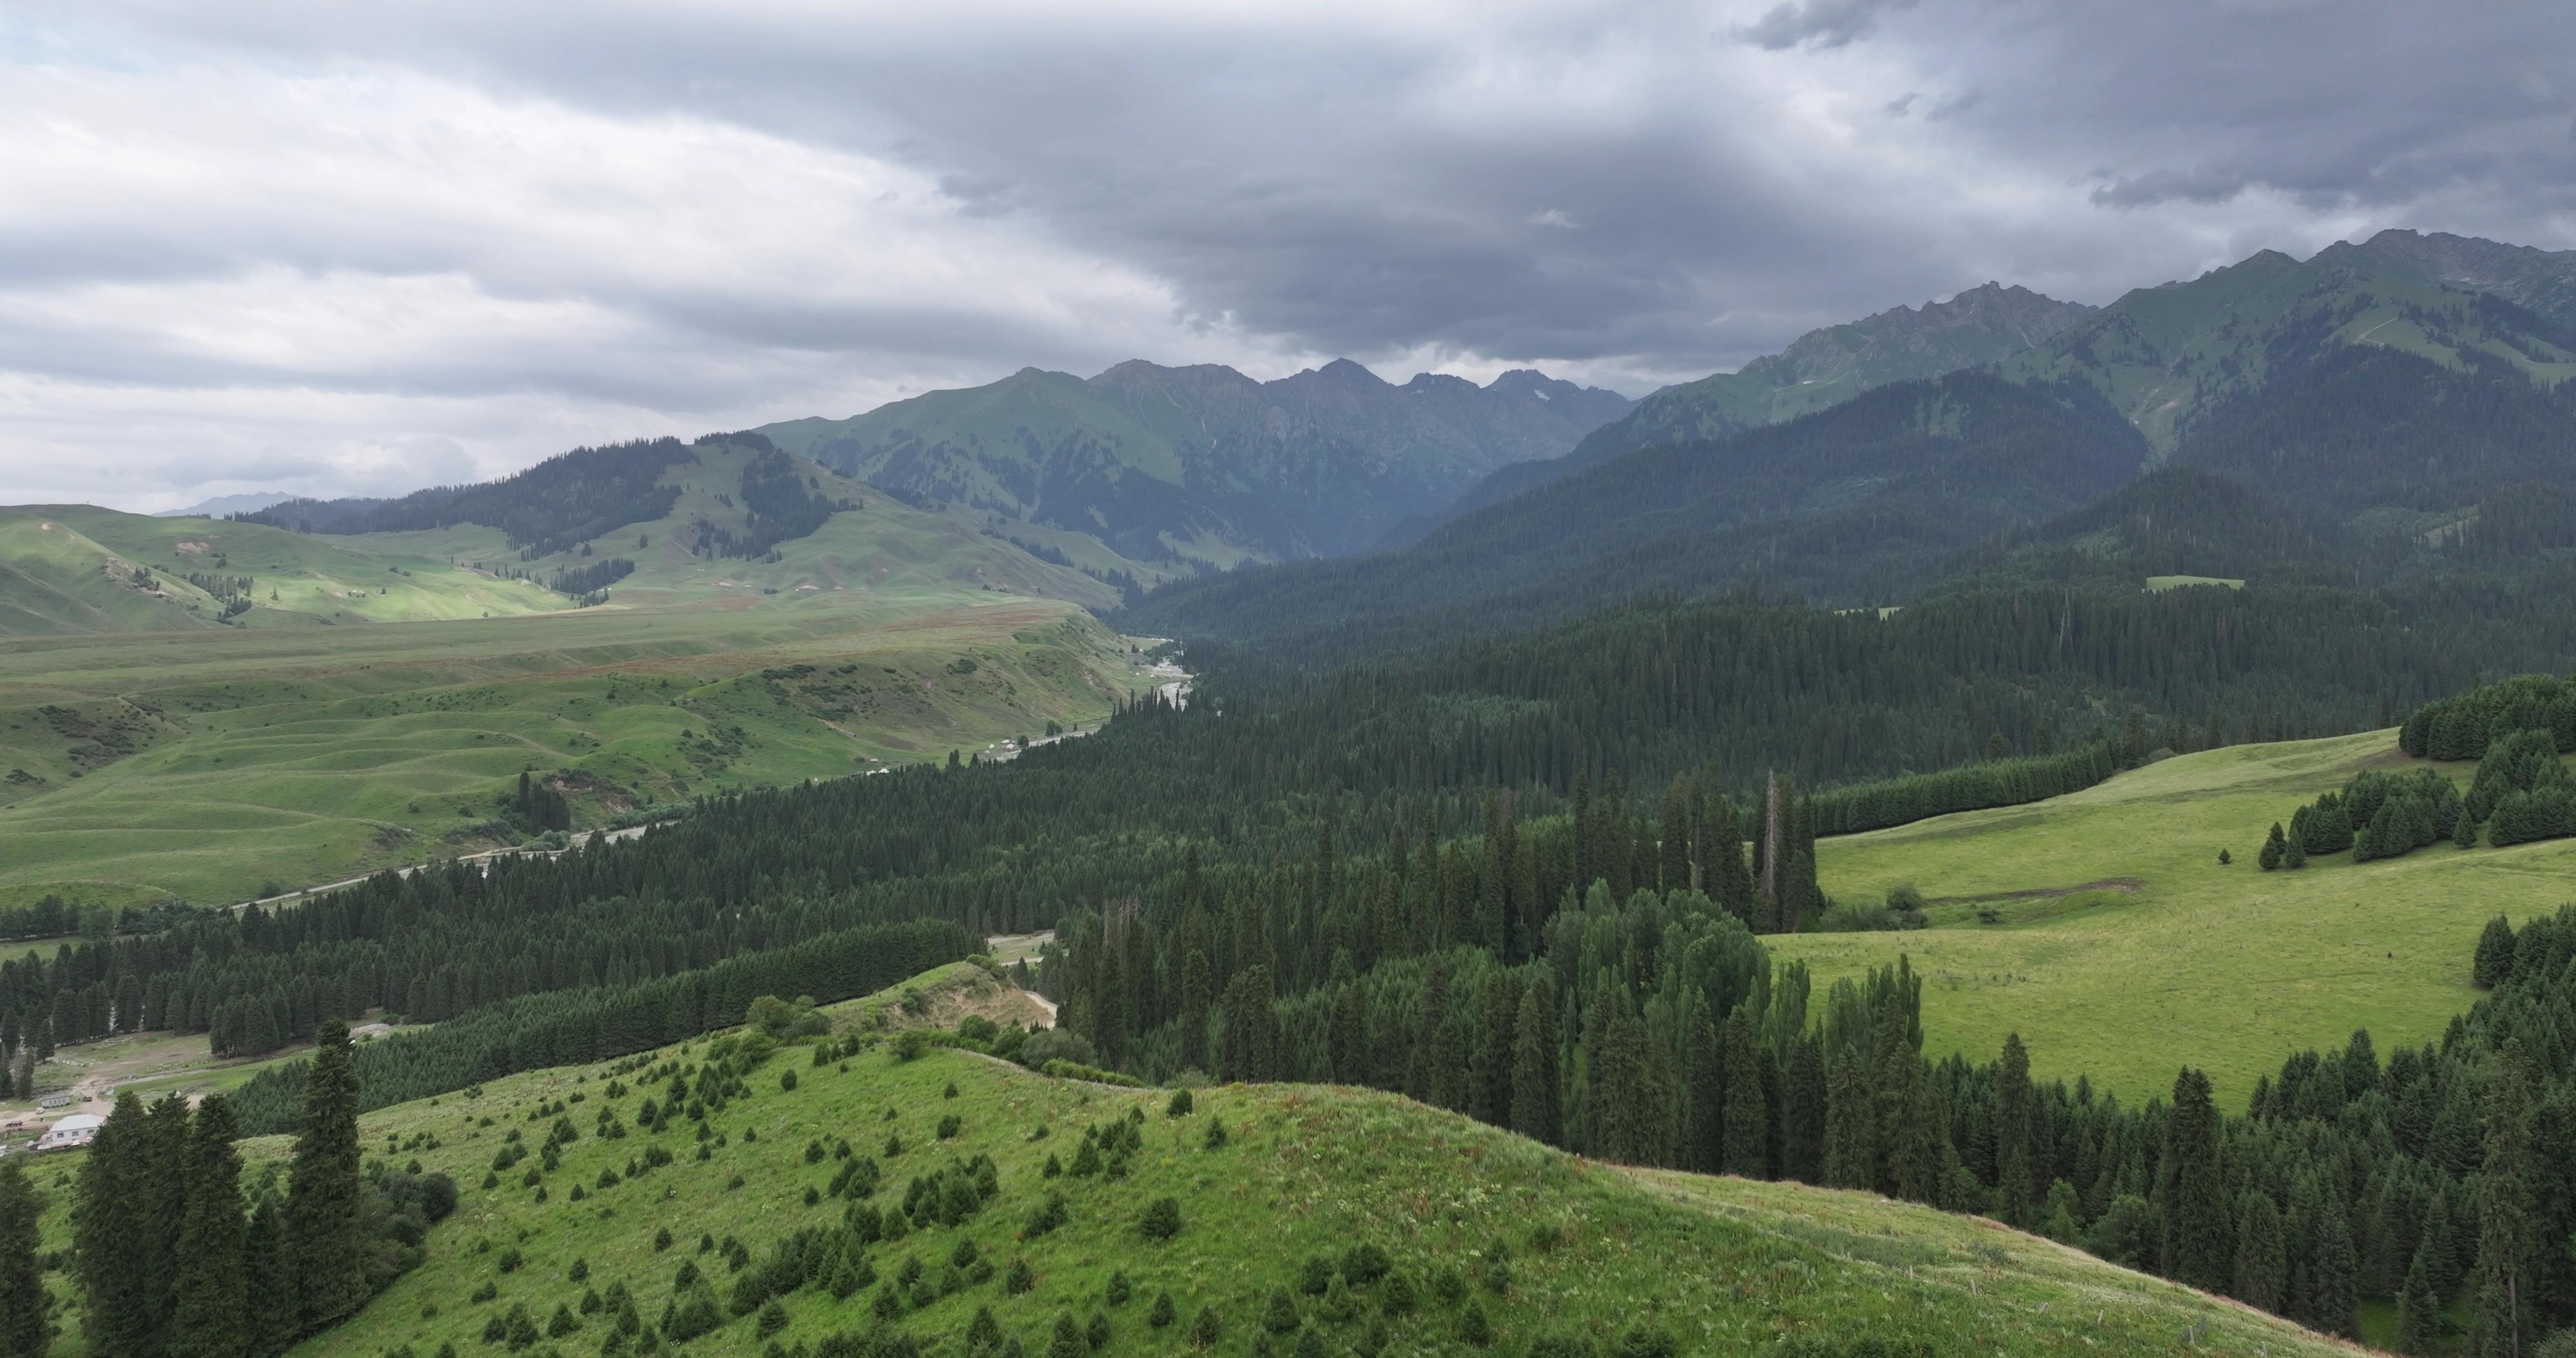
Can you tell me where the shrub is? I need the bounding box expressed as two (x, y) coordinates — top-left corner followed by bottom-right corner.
(1458, 1302), (1492, 1347)
(1616, 1323), (1679, 1358)
(1262, 1288), (1301, 1334)
(937, 1114), (962, 1139)
(1429, 1265), (1465, 1306)
(1166, 1088), (1194, 1118)
(755, 1300), (788, 1339)
(547, 1304), (581, 1338)
(1298, 1255), (1334, 1295)
(1138, 1196), (1182, 1240)
(780, 1070), (797, 1091)
(1341, 1242), (1391, 1285)
(1006, 1258), (1036, 1295)
(1105, 1270), (1131, 1307)
(1017, 1028), (1096, 1068)
(1202, 1119), (1229, 1150)
(1189, 1305), (1222, 1348)
(1085, 1312), (1111, 1351)
(1149, 1292), (1177, 1328)
(1379, 1270), (1416, 1315)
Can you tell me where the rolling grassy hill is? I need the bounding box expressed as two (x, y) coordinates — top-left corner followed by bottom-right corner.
(18, 965), (2368, 1358)
(1774, 729), (2576, 1109)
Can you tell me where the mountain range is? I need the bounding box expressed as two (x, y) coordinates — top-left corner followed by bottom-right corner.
(1128, 228), (2576, 656)
(1405, 281), (2100, 537)
(142, 226), (2576, 654)
(758, 360), (1633, 564)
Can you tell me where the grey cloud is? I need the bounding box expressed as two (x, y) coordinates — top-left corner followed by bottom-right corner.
(1738, 0), (1922, 50)
(2088, 165), (2252, 208)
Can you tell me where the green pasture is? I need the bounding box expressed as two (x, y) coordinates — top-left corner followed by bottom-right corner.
(0, 593), (1150, 908)
(1773, 729), (2576, 1108)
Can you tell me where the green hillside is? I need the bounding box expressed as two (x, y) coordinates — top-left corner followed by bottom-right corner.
(337, 440), (1161, 616)
(2002, 247), (2576, 456)
(1774, 729), (2576, 1107)
(19, 971), (2364, 1358)
(0, 507), (565, 635)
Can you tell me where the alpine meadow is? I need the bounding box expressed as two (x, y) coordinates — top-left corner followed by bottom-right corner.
(13, 9), (2576, 1356)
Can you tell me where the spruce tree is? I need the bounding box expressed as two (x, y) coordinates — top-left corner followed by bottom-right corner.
(137, 1093), (191, 1350)
(2397, 1246), (2441, 1356)
(1176, 941), (1212, 1077)
(1508, 979), (1559, 1147)
(171, 1096), (250, 1358)
(287, 1020), (368, 1332)
(1993, 1034), (2034, 1227)
(1822, 1042), (1875, 1191)
(2156, 1068), (2231, 1293)
(2471, 1040), (2534, 1358)
(2308, 1180), (2358, 1340)
(1720, 1007), (1767, 1178)
(1780, 1035), (1827, 1185)
(2260, 822), (2286, 871)
(0, 1159), (47, 1358)
(242, 1200), (292, 1357)
(2232, 1191), (2287, 1315)
(74, 1092), (157, 1358)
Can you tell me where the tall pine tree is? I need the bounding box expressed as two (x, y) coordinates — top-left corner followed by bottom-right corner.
(171, 1095), (250, 1358)
(2472, 1040), (2534, 1358)
(286, 1020), (367, 1332)
(2156, 1067), (2231, 1294)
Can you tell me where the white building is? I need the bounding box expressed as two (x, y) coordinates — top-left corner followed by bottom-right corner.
(34, 1113), (103, 1151)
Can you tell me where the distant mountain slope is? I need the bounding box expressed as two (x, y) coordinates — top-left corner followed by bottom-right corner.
(2325, 227), (2576, 329)
(1126, 371), (2147, 652)
(221, 433), (1162, 617)
(2002, 243), (2576, 456)
(0, 505), (565, 636)
(1408, 283), (2095, 536)
(758, 359), (1633, 564)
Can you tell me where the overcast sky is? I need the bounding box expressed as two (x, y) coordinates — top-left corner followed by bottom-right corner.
(4, 1), (2571, 510)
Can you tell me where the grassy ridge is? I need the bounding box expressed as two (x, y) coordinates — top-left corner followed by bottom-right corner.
(1776, 729), (2576, 1107)
(18, 972), (2364, 1358)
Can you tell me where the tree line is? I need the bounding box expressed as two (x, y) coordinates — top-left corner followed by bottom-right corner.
(0, 1022), (454, 1358)
(1055, 859), (2576, 1352)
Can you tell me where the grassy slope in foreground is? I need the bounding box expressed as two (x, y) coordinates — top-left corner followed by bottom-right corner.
(1773, 729), (2576, 1108)
(26, 986), (2361, 1357)
(0, 598), (1146, 909)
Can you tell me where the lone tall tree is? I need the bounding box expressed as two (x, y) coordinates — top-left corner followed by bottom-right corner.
(287, 1020), (368, 1332)
(171, 1096), (250, 1358)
